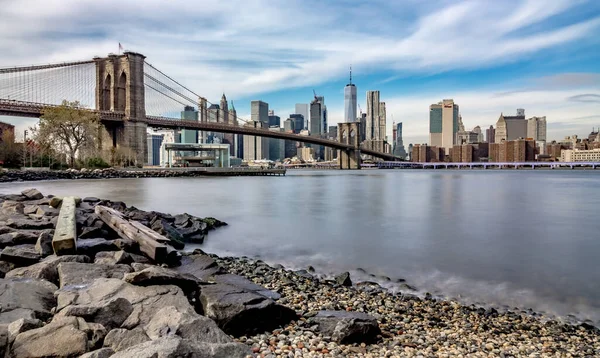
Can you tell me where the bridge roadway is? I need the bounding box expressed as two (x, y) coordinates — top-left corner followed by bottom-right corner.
(0, 99), (401, 161)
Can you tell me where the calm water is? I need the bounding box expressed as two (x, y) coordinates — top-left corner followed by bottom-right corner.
(1, 170), (599, 325)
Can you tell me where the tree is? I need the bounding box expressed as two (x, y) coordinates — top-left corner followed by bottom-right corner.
(34, 100), (100, 167)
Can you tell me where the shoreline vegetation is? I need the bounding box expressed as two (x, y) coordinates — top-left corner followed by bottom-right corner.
(0, 189), (597, 357)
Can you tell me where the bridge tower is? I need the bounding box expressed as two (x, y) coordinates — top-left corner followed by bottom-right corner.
(338, 122), (361, 169)
(94, 52), (147, 164)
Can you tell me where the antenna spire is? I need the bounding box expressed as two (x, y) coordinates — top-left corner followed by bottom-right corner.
(349, 65), (352, 85)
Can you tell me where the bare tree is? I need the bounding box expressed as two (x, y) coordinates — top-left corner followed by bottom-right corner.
(33, 100), (99, 167)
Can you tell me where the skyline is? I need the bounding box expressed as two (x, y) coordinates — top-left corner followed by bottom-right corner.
(0, 0), (599, 144)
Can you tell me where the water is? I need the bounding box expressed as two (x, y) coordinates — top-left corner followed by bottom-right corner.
(1, 170), (599, 325)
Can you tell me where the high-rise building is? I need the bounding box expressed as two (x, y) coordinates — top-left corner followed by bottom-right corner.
(290, 114), (304, 134)
(359, 112), (367, 142)
(243, 121), (267, 161)
(344, 68), (357, 123)
(486, 125), (495, 143)
(366, 91), (381, 140)
(251, 100), (269, 125)
(473, 126), (484, 142)
(268, 110), (281, 127)
(495, 109), (526, 142)
(294, 104), (309, 130)
(393, 122), (407, 158)
(180, 105), (198, 145)
(429, 99), (459, 154)
(379, 101), (387, 143)
(268, 127), (285, 161)
(283, 118), (295, 132)
(310, 99), (323, 160)
(527, 116), (547, 141)
(407, 144), (413, 161)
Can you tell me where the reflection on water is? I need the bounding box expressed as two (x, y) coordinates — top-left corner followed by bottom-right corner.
(1, 170), (599, 324)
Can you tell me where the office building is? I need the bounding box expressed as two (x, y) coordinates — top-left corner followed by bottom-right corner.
(251, 100), (269, 125)
(393, 122), (407, 158)
(429, 99), (459, 154)
(283, 118), (295, 132)
(455, 130), (480, 144)
(473, 126), (484, 142)
(294, 104), (309, 130)
(561, 148), (600, 162)
(486, 125), (495, 143)
(310, 99), (323, 159)
(290, 114), (304, 134)
(268, 127), (285, 161)
(243, 121), (267, 161)
(268, 110), (281, 127)
(407, 144), (413, 161)
(495, 109), (527, 142)
(146, 133), (164, 166)
(527, 116), (547, 141)
(359, 112), (367, 142)
(344, 68), (357, 123)
(180, 106), (198, 145)
(366, 91), (382, 140)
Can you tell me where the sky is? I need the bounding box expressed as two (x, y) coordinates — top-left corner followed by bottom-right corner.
(0, 0), (599, 145)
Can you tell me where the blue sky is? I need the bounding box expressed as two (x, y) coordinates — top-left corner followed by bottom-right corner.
(1, 0), (599, 144)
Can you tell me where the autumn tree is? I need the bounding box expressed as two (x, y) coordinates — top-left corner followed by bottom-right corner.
(34, 100), (100, 167)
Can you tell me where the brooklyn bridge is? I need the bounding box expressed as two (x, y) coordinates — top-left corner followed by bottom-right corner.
(0, 52), (403, 169)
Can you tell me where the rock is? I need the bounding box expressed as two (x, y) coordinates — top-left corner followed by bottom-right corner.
(77, 318), (107, 349)
(23, 205), (39, 215)
(110, 337), (250, 358)
(11, 316), (89, 358)
(57, 262), (133, 288)
(0, 260), (15, 278)
(21, 189), (43, 200)
(6, 218), (54, 230)
(200, 282), (297, 336)
(104, 328), (150, 352)
(311, 310), (381, 344)
(56, 278), (194, 329)
(83, 197), (101, 203)
(113, 238), (139, 253)
(335, 271), (353, 286)
(35, 206), (59, 217)
(0, 278), (57, 322)
(177, 253), (223, 281)
(34, 229), (54, 256)
(123, 266), (200, 297)
(0, 325), (7, 358)
(131, 262), (153, 272)
(2, 201), (24, 215)
(55, 297), (133, 330)
(129, 254), (152, 264)
(80, 347), (115, 358)
(0, 245), (41, 266)
(0, 231), (39, 248)
(77, 238), (118, 258)
(49, 197), (62, 208)
(79, 227), (109, 240)
(7, 318), (43, 342)
(94, 250), (133, 265)
(214, 273), (281, 300)
(5, 254), (90, 285)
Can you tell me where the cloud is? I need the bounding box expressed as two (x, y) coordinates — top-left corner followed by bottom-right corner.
(567, 94), (600, 103)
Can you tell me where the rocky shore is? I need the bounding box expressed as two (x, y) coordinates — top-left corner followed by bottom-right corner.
(0, 167), (283, 183)
(0, 189), (598, 357)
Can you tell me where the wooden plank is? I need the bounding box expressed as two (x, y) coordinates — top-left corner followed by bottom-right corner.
(94, 205), (175, 263)
(52, 196), (77, 255)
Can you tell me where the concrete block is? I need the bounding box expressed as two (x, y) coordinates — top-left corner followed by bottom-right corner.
(52, 197), (77, 255)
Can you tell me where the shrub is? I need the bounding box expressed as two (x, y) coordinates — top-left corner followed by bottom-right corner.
(85, 157), (111, 169)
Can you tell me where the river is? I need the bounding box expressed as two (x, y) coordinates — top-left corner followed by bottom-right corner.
(1, 169), (599, 325)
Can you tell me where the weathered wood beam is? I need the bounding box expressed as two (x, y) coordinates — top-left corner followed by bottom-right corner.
(95, 205), (180, 264)
(52, 196), (77, 255)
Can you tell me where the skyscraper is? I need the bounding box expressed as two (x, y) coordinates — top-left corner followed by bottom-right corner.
(486, 125), (496, 143)
(294, 104), (309, 130)
(366, 91), (381, 140)
(527, 116), (547, 141)
(344, 67), (357, 123)
(243, 121), (267, 161)
(180, 105), (198, 145)
(393, 122), (407, 158)
(495, 109), (526, 142)
(429, 99), (459, 154)
(379, 101), (386, 142)
(315, 96), (327, 134)
(473, 126), (484, 143)
(310, 99), (323, 159)
(290, 114), (304, 134)
(268, 110), (281, 127)
(251, 100), (269, 125)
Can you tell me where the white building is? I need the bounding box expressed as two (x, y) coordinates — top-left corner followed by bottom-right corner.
(527, 116), (547, 141)
(344, 71), (357, 123)
(561, 148), (600, 162)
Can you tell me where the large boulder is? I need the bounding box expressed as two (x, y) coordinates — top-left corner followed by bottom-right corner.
(103, 328), (150, 352)
(177, 253), (223, 281)
(214, 273), (280, 300)
(10, 317), (89, 358)
(311, 310), (381, 344)
(94, 251), (132, 265)
(57, 262), (133, 288)
(77, 238), (119, 258)
(0, 260), (15, 278)
(2, 201), (24, 215)
(110, 337), (250, 358)
(21, 189), (44, 200)
(80, 348), (115, 358)
(54, 297), (134, 330)
(6, 218), (54, 230)
(7, 318), (43, 343)
(200, 282), (297, 336)
(0, 245), (41, 266)
(144, 306), (232, 344)
(5, 255), (90, 285)
(123, 266), (200, 297)
(0, 278), (56, 323)
(0, 325), (7, 358)
(34, 229), (53, 256)
(56, 278), (194, 329)
(0, 231), (39, 249)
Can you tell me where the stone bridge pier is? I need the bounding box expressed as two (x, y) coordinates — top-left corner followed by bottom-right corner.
(94, 52), (147, 164)
(337, 122), (361, 169)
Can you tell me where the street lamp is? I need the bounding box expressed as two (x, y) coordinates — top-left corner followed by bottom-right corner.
(23, 130), (27, 169)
